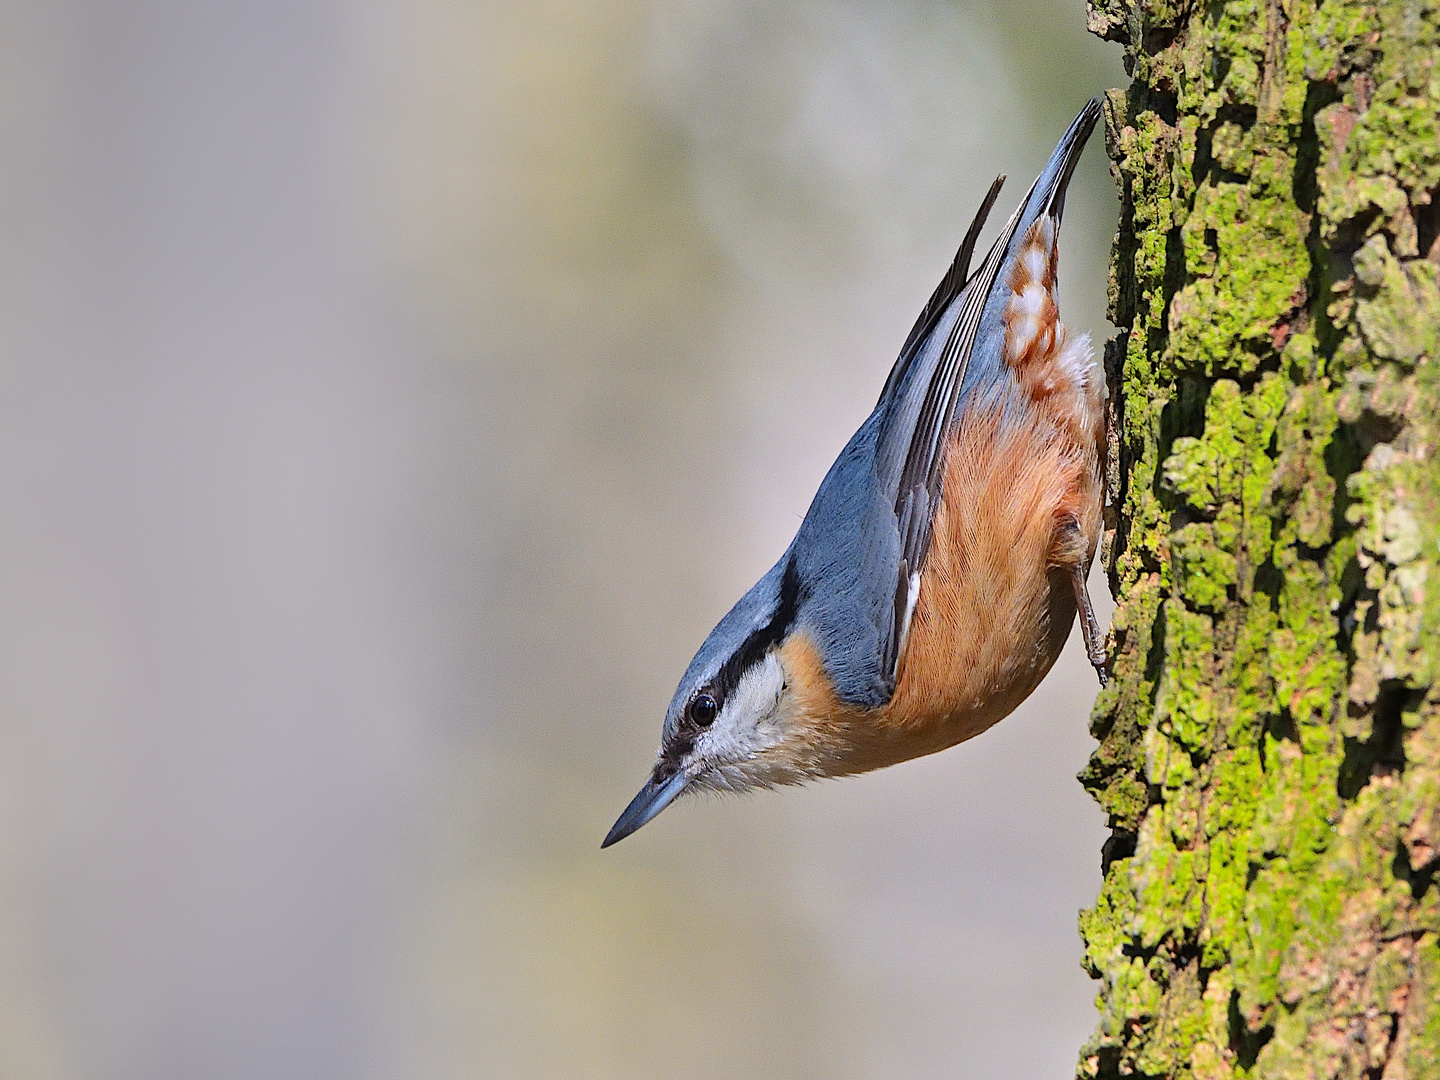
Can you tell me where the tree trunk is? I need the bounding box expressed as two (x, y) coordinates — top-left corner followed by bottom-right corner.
(1076, 0), (1440, 1076)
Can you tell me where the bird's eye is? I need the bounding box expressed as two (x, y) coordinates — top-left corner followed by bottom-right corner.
(691, 693), (718, 726)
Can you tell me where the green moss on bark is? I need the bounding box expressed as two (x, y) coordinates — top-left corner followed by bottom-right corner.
(1079, 0), (1440, 1076)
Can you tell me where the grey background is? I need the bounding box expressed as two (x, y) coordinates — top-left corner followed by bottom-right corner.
(0, 2), (1121, 1077)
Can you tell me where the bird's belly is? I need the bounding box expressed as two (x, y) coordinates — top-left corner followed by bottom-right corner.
(867, 403), (1099, 767)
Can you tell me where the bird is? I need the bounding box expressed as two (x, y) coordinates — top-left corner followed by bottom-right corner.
(603, 99), (1107, 849)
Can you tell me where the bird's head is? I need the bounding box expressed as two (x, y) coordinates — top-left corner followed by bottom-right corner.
(603, 558), (826, 847)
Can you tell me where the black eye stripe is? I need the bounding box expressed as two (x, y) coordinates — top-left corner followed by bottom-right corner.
(713, 556), (801, 703)
(658, 736), (693, 774)
(672, 556), (800, 745)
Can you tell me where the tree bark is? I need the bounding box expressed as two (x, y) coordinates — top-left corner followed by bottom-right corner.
(1077, 0), (1440, 1076)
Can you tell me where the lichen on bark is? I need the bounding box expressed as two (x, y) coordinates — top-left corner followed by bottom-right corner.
(1077, 0), (1440, 1076)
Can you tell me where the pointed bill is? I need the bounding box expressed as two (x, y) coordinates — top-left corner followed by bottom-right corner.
(601, 769), (689, 848)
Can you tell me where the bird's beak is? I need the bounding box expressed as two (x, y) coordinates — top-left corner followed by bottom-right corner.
(601, 769), (689, 848)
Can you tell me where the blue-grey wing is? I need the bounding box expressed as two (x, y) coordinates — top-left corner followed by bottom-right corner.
(787, 409), (902, 707)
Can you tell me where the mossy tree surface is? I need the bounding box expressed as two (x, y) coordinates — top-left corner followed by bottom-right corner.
(1076, 0), (1440, 1076)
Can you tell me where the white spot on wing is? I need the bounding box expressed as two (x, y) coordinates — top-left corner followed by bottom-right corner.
(896, 569), (921, 673)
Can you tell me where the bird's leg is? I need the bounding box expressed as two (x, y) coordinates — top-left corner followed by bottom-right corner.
(1054, 518), (1109, 687)
(1069, 564), (1108, 687)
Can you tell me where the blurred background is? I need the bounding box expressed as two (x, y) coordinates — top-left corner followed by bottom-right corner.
(0, 2), (1121, 1077)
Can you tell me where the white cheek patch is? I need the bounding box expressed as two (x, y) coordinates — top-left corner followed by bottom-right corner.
(697, 653), (786, 766)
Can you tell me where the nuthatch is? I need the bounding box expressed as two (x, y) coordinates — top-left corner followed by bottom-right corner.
(604, 99), (1106, 848)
